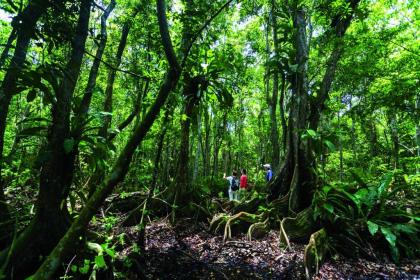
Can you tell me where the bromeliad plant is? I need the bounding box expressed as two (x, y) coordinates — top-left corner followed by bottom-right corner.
(312, 172), (420, 262)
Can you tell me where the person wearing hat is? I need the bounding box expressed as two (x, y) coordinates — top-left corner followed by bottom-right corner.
(263, 164), (273, 182)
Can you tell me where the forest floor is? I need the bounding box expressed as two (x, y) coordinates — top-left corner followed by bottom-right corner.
(117, 218), (420, 280)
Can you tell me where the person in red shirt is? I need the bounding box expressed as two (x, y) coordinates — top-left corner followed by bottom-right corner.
(239, 169), (247, 200)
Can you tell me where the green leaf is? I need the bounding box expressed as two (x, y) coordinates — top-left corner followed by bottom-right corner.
(323, 203), (334, 214)
(378, 172), (393, 197)
(322, 185), (332, 193)
(104, 247), (116, 258)
(79, 259), (90, 274)
(354, 188), (368, 202)
(63, 138), (75, 154)
(380, 227), (396, 247)
(87, 242), (103, 254)
(367, 221), (379, 235)
(95, 255), (107, 269)
(306, 129), (317, 138)
(71, 265), (78, 273)
(323, 140), (336, 152)
(181, 114), (188, 121)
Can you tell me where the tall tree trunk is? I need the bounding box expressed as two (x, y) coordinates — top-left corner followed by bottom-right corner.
(269, 0), (280, 171)
(279, 72), (287, 156)
(416, 94), (420, 173)
(269, 0), (360, 214)
(202, 108), (211, 177)
(151, 108), (171, 189)
(98, 14), (136, 139)
(31, 1), (182, 277)
(268, 6), (313, 213)
(75, 0), (116, 119)
(193, 109), (202, 181)
(0, 0), (52, 247)
(389, 111), (399, 169)
(0, 1), (91, 277)
(175, 75), (205, 199)
(368, 117), (379, 157)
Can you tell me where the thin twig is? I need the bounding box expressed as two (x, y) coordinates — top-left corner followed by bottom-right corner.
(64, 255), (77, 278)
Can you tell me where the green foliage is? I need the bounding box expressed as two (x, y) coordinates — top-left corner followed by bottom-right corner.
(313, 172), (420, 262)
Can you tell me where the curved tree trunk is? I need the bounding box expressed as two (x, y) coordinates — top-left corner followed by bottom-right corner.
(268, 6), (314, 213)
(31, 2), (182, 277)
(0, 1), (92, 277)
(269, 0), (280, 171)
(269, 0), (361, 214)
(175, 75), (206, 201)
(0, 0), (53, 249)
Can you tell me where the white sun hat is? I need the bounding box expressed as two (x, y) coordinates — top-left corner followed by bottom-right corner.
(263, 163), (271, 168)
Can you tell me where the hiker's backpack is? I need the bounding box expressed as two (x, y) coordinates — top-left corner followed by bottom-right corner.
(231, 177), (239, 191)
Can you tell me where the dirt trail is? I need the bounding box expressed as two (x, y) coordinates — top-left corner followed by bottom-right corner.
(135, 219), (420, 280)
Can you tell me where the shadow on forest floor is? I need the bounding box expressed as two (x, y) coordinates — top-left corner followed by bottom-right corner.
(122, 218), (419, 280)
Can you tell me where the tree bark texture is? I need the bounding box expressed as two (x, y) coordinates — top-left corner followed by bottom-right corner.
(0, 1), (92, 277)
(32, 0), (182, 277)
(0, 1), (52, 238)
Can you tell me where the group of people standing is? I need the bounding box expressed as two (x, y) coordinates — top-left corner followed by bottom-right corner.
(223, 169), (247, 201)
(223, 164), (273, 201)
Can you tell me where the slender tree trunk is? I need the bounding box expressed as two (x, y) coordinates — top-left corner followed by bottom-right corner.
(152, 109), (171, 189)
(75, 0), (116, 119)
(279, 72), (287, 156)
(32, 1), (182, 276)
(98, 14), (136, 139)
(338, 101), (343, 181)
(389, 111), (399, 169)
(202, 109), (211, 177)
(368, 117), (379, 157)
(416, 94), (420, 173)
(269, 0), (280, 171)
(0, 1), (91, 277)
(269, 0), (360, 213)
(0, 1), (52, 240)
(193, 109), (202, 181)
(175, 76), (205, 198)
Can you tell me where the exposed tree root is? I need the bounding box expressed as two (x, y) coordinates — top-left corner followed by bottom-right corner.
(247, 218), (269, 241)
(209, 212), (265, 242)
(280, 207), (314, 248)
(304, 228), (328, 280)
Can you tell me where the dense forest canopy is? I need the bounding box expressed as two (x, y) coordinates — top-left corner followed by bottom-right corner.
(0, 0), (418, 279)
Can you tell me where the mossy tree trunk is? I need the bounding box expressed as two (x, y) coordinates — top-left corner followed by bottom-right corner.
(0, 0), (53, 249)
(269, 0), (361, 214)
(0, 1), (92, 277)
(31, 1), (183, 278)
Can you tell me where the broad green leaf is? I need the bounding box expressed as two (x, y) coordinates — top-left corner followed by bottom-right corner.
(367, 221), (379, 235)
(354, 188), (368, 202)
(378, 172), (393, 197)
(87, 242), (103, 254)
(104, 248), (116, 258)
(323, 203), (334, 214)
(95, 255), (106, 268)
(306, 129), (317, 138)
(323, 140), (336, 152)
(380, 227), (396, 247)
